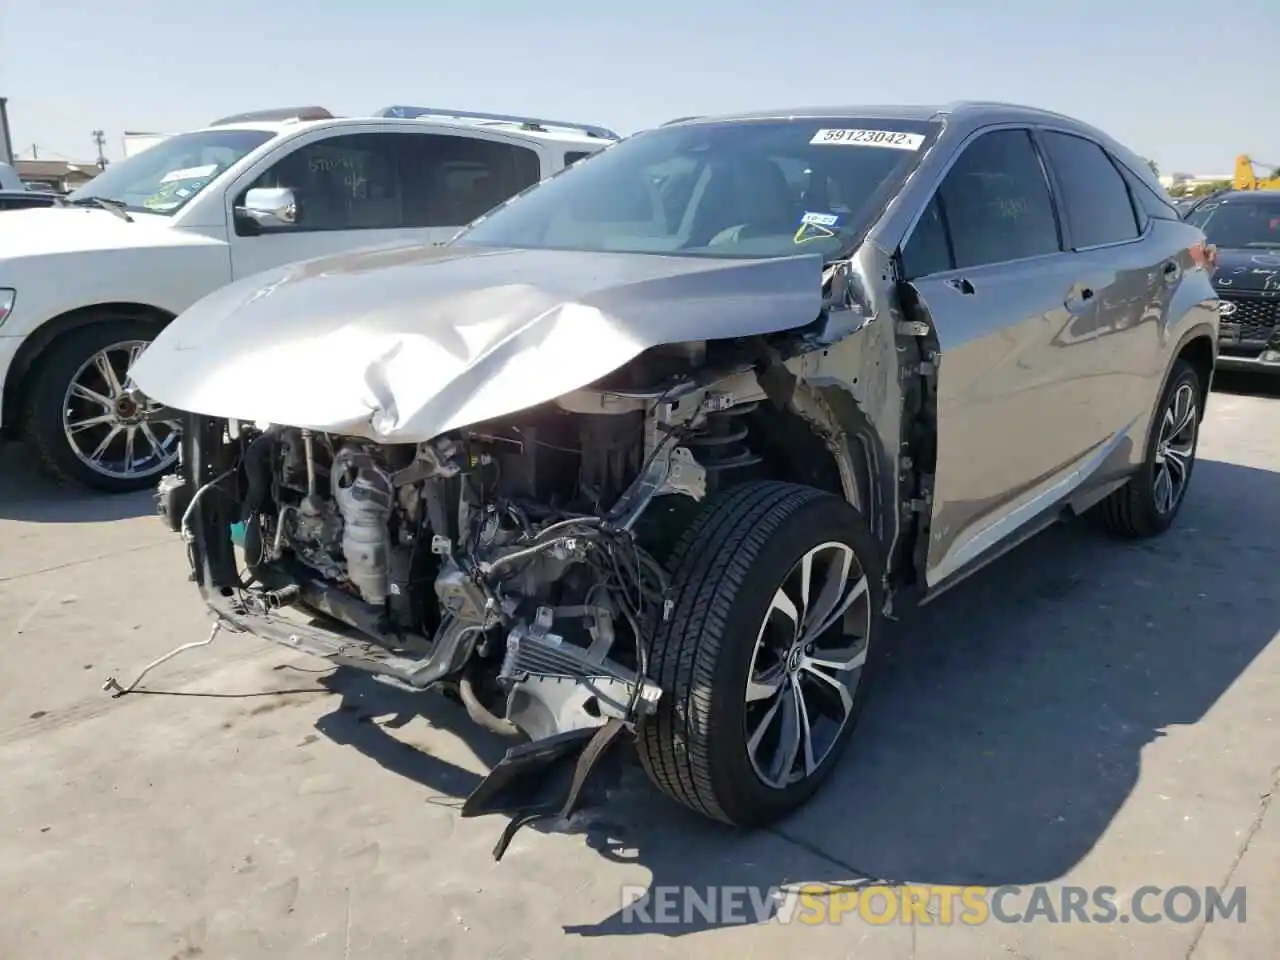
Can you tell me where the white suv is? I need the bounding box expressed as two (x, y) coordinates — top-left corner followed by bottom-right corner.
(0, 105), (615, 491)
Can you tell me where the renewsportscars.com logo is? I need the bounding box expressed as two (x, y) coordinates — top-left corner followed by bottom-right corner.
(620, 883), (1249, 927)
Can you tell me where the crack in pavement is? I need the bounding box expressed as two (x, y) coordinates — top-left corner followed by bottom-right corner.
(1185, 762), (1280, 959)
(0, 540), (173, 584)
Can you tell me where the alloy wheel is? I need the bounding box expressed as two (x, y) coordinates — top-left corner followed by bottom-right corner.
(61, 340), (181, 481)
(1152, 382), (1197, 515)
(743, 541), (872, 789)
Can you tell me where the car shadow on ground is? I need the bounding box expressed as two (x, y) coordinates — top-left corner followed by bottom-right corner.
(0, 442), (155, 523)
(305, 455), (1279, 939)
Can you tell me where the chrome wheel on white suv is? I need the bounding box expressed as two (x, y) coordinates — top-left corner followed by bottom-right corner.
(61, 340), (181, 483)
(23, 319), (180, 493)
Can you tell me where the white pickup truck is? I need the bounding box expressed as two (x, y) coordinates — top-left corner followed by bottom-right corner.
(0, 105), (615, 491)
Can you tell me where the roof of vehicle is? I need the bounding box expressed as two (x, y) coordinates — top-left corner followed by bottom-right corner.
(663, 101), (1156, 189)
(195, 106), (615, 147)
(666, 101), (1094, 128)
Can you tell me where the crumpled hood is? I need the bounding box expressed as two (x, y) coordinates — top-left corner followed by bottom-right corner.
(130, 242), (825, 442)
(1212, 248), (1280, 293)
(0, 206), (211, 260)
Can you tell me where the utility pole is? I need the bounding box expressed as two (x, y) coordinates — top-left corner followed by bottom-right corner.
(31, 144), (37, 159)
(0, 97), (13, 166)
(92, 129), (108, 169)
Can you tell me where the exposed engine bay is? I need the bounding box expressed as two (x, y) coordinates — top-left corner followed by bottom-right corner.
(226, 378), (724, 741)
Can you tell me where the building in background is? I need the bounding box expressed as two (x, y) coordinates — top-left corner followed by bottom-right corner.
(13, 159), (100, 194)
(122, 131), (173, 157)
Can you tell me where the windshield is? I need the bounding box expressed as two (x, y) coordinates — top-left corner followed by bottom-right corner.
(453, 117), (940, 259)
(1186, 197), (1280, 249)
(68, 129), (275, 216)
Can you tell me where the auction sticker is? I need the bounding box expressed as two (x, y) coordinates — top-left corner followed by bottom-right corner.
(810, 129), (924, 150)
(800, 211), (840, 227)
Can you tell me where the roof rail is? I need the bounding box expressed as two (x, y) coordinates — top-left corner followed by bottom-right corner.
(210, 106), (334, 126)
(374, 105), (618, 140)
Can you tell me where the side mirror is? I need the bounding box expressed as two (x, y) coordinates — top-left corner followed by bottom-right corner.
(236, 186), (299, 230)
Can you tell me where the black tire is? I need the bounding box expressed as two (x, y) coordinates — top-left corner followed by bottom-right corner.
(22, 319), (171, 494)
(636, 480), (885, 827)
(1099, 358), (1202, 538)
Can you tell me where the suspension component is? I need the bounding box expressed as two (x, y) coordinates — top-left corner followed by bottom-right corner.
(685, 402), (762, 485)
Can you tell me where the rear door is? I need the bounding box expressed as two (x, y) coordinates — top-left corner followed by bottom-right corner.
(899, 127), (1105, 586)
(396, 131), (543, 238)
(1035, 129), (1165, 435)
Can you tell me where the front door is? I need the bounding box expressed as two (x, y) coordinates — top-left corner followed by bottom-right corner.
(899, 127), (1110, 587)
(227, 129), (546, 281)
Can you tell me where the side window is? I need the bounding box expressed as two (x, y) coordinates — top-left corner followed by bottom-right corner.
(237, 133), (404, 234)
(901, 196), (953, 277)
(1117, 163), (1180, 222)
(904, 129), (1061, 275)
(564, 151), (592, 167)
(1040, 131), (1140, 247)
(400, 134), (542, 228)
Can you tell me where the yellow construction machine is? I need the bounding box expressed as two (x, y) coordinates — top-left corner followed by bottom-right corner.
(1232, 154), (1280, 191)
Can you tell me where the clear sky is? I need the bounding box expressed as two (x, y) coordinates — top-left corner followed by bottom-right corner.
(1, 0), (1276, 176)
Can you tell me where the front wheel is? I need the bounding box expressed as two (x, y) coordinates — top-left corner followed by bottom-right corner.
(1099, 358), (1202, 538)
(22, 321), (183, 493)
(637, 481), (885, 827)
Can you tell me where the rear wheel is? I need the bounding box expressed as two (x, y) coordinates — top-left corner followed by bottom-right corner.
(22, 320), (182, 493)
(637, 481), (884, 826)
(1099, 358), (1201, 538)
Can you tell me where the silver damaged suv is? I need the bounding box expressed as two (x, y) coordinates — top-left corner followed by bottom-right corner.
(128, 101), (1219, 856)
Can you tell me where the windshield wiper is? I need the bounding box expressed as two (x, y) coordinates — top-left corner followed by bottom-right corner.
(68, 196), (134, 223)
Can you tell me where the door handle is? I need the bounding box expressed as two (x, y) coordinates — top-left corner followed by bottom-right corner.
(945, 277), (976, 295)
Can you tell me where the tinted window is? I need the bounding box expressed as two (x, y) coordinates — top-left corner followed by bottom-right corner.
(901, 196), (952, 277)
(401, 134), (541, 227)
(905, 129), (1059, 273)
(1117, 164), (1180, 222)
(1041, 132), (1140, 247)
(564, 151), (592, 166)
(239, 133), (404, 233)
(455, 118), (939, 259)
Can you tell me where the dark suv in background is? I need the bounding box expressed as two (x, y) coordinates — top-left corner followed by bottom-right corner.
(1185, 191), (1280, 372)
